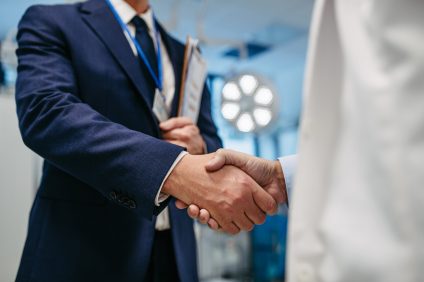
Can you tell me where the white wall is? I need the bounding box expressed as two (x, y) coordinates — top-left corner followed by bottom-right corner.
(0, 94), (35, 281)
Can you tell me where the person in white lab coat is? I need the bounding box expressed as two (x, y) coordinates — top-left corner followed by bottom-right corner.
(178, 0), (424, 281)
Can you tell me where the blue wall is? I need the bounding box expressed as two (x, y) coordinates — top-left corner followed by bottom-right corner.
(0, 0), (63, 40)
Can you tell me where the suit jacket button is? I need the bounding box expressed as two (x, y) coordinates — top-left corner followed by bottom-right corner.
(128, 200), (136, 209)
(109, 191), (117, 200)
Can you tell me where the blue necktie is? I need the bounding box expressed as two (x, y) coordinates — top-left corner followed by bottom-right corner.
(131, 16), (158, 77)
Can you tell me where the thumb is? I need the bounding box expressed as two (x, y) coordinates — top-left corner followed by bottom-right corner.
(175, 199), (189, 209)
(205, 150), (227, 172)
(205, 149), (247, 172)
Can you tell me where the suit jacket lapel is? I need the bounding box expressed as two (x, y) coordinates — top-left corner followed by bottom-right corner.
(79, 0), (155, 110)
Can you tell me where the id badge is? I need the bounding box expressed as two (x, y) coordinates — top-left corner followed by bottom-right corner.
(153, 89), (169, 122)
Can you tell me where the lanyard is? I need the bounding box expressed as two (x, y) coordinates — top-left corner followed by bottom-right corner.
(105, 0), (164, 94)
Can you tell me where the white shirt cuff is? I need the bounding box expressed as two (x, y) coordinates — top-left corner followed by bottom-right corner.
(278, 154), (297, 203)
(154, 151), (188, 206)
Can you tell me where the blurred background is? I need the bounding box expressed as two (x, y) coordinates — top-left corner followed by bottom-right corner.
(0, 0), (314, 281)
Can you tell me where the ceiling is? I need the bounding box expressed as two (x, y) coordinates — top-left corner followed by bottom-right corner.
(0, 0), (314, 67)
(1, 0), (315, 139)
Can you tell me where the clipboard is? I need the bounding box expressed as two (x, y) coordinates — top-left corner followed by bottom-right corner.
(177, 36), (208, 123)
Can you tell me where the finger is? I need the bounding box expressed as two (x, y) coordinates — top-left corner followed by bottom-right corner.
(160, 117), (193, 131)
(205, 149), (249, 172)
(162, 128), (186, 141)
(220, 222), (241, 235)
(175, 200), (189, 209)
(198, 209), (210, 224)
(205, 149), (227, 172)
(233, 214), (254, 232)
(164, 125), (200, 141)
(207, 219), (220, 230)
(187, 205), (200, 219)
(245, 206), (267, 225)
(267, 185), (286, 205)
(252, 187), (278, 215)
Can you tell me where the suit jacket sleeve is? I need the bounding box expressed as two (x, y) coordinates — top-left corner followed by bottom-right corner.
(15, 6), (183, 219)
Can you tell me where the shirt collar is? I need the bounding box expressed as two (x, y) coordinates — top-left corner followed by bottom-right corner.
(109, 0), (155, 31)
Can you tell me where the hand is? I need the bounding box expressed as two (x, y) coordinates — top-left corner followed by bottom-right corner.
(162, 153), (278, 234)
(207, 149), (287, 204)
(175, 149), (287, 230)
(160, 117), (205, 155)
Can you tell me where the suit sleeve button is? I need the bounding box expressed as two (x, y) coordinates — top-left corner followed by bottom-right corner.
(109, 191), (117, 200)
(128, 200), (136, 209)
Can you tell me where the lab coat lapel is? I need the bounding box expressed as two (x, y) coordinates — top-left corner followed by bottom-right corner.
(287, 0), (343, 279)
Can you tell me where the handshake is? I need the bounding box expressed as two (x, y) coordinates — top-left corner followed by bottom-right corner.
(162, 149), (288, 235)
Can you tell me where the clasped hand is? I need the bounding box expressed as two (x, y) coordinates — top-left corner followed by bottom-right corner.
(162, 149), (287, 235)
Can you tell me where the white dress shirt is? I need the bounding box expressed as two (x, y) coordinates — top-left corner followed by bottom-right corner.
(110, 0), (187, 230)
(279, 155), (297, 201)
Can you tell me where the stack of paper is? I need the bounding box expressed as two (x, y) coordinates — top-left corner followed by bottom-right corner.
(177, 36), (208, 123)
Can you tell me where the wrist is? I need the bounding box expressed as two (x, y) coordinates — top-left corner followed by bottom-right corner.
(162, 153), (191, 197)
(273, 160), (287, 201)
(162, 153), (213, 206)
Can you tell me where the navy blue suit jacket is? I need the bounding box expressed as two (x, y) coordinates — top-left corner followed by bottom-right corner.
(15, 1), (222, 281)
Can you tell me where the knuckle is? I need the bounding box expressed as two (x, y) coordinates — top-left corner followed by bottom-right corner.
(229, 228), (239, 235)
(267, 200), (277, 213)
(180, 132), (190, 141)
(239, 220), (253, 231)
(221, 202), (233, 214)
(191, 126), (200, 134)
(238, 177), (251, 189)
(232, 197), (245, 209)
(233, 192), (244, 204)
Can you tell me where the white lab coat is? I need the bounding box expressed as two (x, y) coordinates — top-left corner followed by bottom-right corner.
(287, 0), (424, 281)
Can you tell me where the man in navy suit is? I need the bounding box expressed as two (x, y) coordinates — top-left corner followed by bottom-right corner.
(15, 0), (279, 281)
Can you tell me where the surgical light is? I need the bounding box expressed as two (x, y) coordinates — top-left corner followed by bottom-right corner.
(239, 75), (258, 96)
(221, 103), (240, 120)
(253, 108), (272, 126)
(237, 113), (255, 133)
(220, 73), (279, 133)
(254, 87), (273, 105)
(222, 82), (241, 101)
